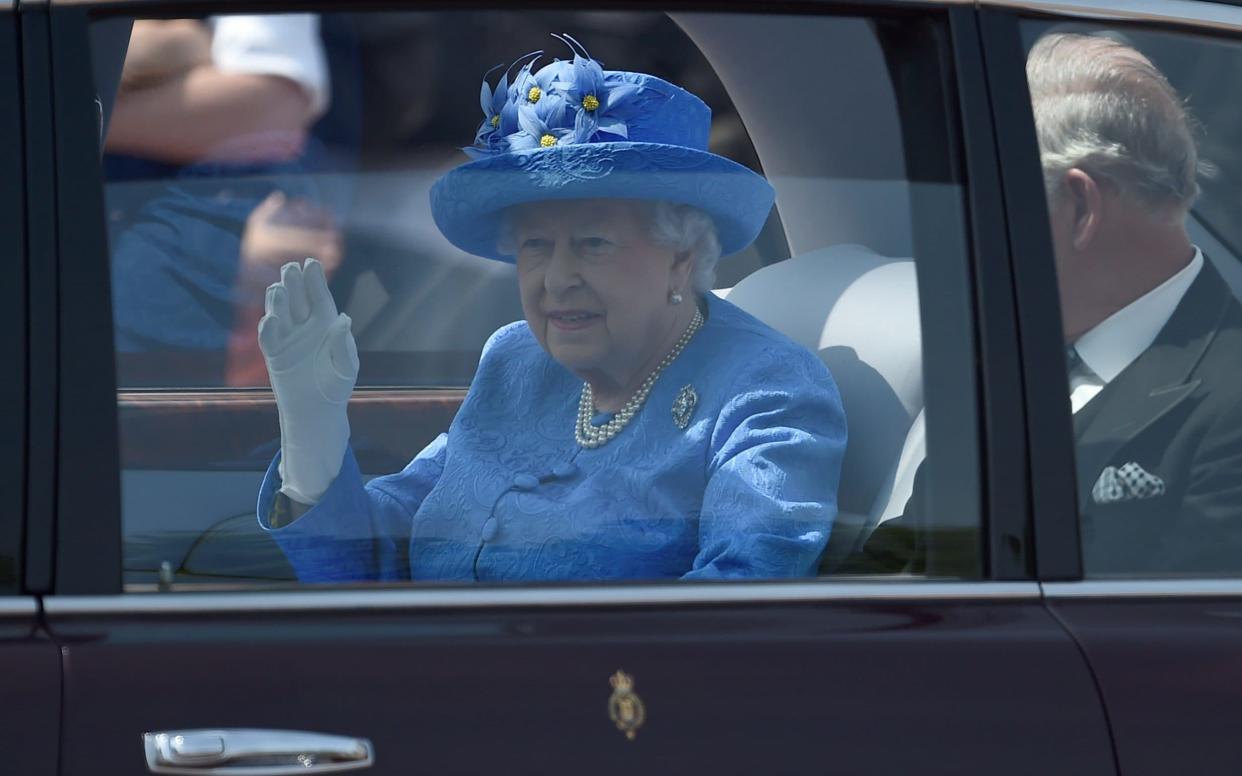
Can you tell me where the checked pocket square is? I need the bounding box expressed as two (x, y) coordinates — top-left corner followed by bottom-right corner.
(1091, 462), (1166, 505)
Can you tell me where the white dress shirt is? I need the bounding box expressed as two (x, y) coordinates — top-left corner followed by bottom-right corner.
(1069, 247), (1203, 413)
(876, 247), (1204, 525)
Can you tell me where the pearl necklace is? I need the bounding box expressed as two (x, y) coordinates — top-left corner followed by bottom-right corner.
(575, 308), (704, 449)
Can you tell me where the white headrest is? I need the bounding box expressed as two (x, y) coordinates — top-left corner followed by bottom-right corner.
(726, 244), (923, 524)
(727, 243), (922, 410)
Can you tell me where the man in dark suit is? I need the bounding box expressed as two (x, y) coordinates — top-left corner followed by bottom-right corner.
(1066, 258), (1242, 575)
(850, 32), (1242, 576)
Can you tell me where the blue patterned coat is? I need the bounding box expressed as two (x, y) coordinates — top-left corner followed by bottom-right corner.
(258, 294), (846, 582)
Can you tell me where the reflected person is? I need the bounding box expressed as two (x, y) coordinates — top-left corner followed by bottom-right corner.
(106, 16), (335, 369)
(255, 44), (847, 582)
(855, 33), (1242, 575)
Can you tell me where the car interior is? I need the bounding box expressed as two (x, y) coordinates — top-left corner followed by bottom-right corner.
(91, 9), (1010, 586)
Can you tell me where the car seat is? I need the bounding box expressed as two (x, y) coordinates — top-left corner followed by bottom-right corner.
(725, 244), (924, 571)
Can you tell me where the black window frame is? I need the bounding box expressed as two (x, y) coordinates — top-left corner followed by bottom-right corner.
(0, 2), (28, 597)
(975, 6), (1083, 581)
(44, 0), (1033, 594)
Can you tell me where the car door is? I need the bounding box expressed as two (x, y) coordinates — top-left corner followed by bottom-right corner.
(984, 2), (1242, 774)
(37, 2), (1116, 774)
(2, 4), (64, 775)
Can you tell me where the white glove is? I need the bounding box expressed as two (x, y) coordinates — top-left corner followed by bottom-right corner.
(259, 258), (359, 505)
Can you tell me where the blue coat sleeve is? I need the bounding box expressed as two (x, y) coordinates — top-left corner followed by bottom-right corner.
(681, 351), (846, 580)
(257, 433), (448, 582)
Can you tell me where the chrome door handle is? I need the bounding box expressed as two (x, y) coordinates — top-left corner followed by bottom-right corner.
(143, 729), (374, 775)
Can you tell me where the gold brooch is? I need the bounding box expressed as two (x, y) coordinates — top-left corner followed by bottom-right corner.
(607, 670), (646, 741)
(671, 384), (697, 430)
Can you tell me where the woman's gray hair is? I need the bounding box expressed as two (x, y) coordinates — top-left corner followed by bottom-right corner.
(644, 201), (722, 295)
(497, 201), (723, 293)
(1026, 32), (1206, 216)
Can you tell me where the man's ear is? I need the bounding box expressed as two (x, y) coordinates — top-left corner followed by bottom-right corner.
(1063, 168), (1104, 250)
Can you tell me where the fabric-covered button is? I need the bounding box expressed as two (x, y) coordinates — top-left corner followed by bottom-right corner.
(481, 517), (499, 542)
(513, 473), (540, 491)
(552, 462), (577, 478)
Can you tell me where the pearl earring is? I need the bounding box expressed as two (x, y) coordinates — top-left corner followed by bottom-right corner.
(669, 290), (683, 305)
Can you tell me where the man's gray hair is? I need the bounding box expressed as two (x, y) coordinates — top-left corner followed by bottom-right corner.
(1027, 32), (1205, 215)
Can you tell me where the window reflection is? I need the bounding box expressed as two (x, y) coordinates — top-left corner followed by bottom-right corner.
(98, 11), (973, 588)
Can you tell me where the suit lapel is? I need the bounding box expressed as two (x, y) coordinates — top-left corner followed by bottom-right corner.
(1073, 261), (1233, 505)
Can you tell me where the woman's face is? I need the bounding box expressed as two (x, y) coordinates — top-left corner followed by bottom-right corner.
(512, 199), (693, 395)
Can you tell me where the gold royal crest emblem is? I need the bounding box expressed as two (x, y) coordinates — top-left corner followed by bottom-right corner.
(607, 670), (646, 741)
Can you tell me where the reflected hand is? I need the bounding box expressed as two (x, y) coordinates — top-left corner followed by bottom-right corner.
(228, 193), (343, 387)
(259, 259), (359, 506)
(240, 191), (343, 294)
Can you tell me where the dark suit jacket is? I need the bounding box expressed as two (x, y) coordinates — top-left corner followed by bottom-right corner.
(847, 260), (1242, 576)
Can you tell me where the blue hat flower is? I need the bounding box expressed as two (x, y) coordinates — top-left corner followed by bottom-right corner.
(466, 53), (541, 159)
(432, 37), (775, 262)
(468, 65), (509, 155)
(549, 35), (644, 143)
(508, 91), (574, 151)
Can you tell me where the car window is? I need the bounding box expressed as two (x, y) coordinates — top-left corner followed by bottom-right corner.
(90, 8), (981, 590)
(1021, 19), (1242, 578)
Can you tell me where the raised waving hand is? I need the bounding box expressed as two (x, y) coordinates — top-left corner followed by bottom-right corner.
(259, 258), (358, 505)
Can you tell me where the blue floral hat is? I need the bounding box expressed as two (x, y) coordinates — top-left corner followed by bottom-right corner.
(430, 37), (776, 262)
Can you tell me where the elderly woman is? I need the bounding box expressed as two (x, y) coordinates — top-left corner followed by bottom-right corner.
(257, 45), (846, 582)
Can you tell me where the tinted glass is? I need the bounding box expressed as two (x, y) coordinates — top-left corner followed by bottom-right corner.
(1022, 20), (1242, 577)
(93, 9), (979, 589)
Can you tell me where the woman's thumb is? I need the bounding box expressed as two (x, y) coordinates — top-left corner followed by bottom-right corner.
(327, 313), (360, 379)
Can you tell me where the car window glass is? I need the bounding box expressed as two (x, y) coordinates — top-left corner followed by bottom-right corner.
(1022, 20), (1242, 578)
(91, 9), (980, 590)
